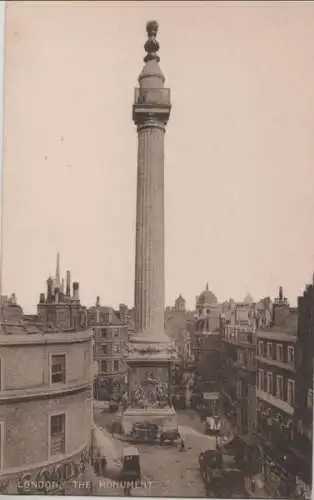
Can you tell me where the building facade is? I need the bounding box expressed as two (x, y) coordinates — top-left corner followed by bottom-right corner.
(294, 281), (314, 500)
(88, 298), (128, 402)
(218, 295), (274, 495)
(190, 285), (222, 412)
(0, 293), (93, 494)
(220, 305), (257, 479)
(255, 288), (298, 498)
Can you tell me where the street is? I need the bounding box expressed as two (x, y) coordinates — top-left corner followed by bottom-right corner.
(93, 409), (216, 497)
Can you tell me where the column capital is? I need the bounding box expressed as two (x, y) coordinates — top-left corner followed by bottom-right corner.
(137, 118), (166, 132)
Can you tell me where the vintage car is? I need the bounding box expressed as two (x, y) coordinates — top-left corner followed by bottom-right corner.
(199, 448), (223, 482)
(204, 415), (222, 436)
(120, 447), (141, 483)
(199, 447), (248, 498)
(208, 468), (249, 498)
(109, 399), (119, 413)
(159, 430), (180, 446)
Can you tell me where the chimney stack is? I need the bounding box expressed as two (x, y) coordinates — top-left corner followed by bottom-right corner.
(56, 252), (60, 288)
(60, 278), (65, 295)
(96, 296), (100, 323)
(66, 271), (71, 296)
(73, 282), (80, 301)
(119, 303), (128, 325)
(47, 277), (53, 303)
(39, 293), (45, 304)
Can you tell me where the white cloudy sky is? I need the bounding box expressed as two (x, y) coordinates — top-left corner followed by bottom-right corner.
(2, 1), (314, 313)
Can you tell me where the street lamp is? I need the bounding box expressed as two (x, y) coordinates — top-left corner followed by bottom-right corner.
(212, 415), (221, 449)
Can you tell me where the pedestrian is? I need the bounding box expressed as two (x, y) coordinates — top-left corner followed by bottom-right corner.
(124, 485), (132, 496)
(100, 456), (107, 476)
(179, 437), (186, 452)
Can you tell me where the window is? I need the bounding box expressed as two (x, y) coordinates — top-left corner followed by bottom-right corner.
(266, 372), (273, 394)
(267, 342), (272, 359)
(258, 369), (264, 390)
(100, 360), (108, 373)
(307, 388), (313, 409)
(0, 356), (3, 391)
(237, 379), (242, 399)
(0, 422), (3, 471)
(113, 329), (120, 339)
(102, 344), (109, 355)
(237, 350), (244, 364)
(287, 346), (294, 365)
(50, 414), (65, 456)
(276, 375), (284, 399)
(101, 328), (107, 338)
(51, 355), (65, 384)
(297, 419), (304, 435)
(258, 341), (264, 357)
(276, 344), (283, 362)
(112, 342), (121, 354)
(287, 379), (295, 406)
(113, 360), (120, 372)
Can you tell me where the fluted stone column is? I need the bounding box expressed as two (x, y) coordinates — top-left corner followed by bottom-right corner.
(134, 123), (165, 337)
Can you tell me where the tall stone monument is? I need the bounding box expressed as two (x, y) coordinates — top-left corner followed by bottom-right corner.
(121, 21), (178, 441)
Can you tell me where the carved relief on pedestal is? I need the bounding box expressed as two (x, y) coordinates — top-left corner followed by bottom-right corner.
(129, 367), (169, 409)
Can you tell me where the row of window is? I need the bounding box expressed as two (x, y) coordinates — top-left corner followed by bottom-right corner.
(257, 369), (295, 406)
(99, 342), (121, 355)
(237, 349), (254, 365)
(100, 360), (121, 373)
(257, 341), (294, 364)
(100, 328), (120, 339)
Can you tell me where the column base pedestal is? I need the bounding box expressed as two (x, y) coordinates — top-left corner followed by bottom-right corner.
(121, 406), (178, 443)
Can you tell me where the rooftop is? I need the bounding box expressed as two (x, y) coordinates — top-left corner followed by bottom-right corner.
(0, 320), (89, 336)
(257, 308), (297, 340)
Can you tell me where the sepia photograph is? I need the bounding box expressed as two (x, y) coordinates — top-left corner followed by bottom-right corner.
(0, 1), (313, 498)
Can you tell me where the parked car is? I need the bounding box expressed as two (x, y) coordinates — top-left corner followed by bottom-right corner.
(204, 416), (221, 436)
(160, 430), (180, 446)
(199, 448), (223, 482)
(120, 447), (141, 483)
(109, 399), (119, 413)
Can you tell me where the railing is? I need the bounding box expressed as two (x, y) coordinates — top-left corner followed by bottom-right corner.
(134, 87), (171, 106)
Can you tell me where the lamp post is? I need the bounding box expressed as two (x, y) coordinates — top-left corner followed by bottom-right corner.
(213, 415), (221, 449)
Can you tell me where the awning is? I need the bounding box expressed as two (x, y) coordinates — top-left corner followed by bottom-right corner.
(203, 392), (219, 400)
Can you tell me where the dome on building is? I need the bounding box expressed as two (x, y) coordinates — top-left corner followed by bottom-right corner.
(244, 293), (254, 303)
(197, 283), (218, 305)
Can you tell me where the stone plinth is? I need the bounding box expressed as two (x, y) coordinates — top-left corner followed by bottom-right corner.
(120, 333), (178, 442)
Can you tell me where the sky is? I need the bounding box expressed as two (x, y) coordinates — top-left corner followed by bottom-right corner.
(1, 1), (314, 313)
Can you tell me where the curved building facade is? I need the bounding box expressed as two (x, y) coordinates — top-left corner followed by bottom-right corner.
(0, 290), (93, 494)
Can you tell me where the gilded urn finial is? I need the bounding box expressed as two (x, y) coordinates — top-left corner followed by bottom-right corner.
(144, 20), (160, 63)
